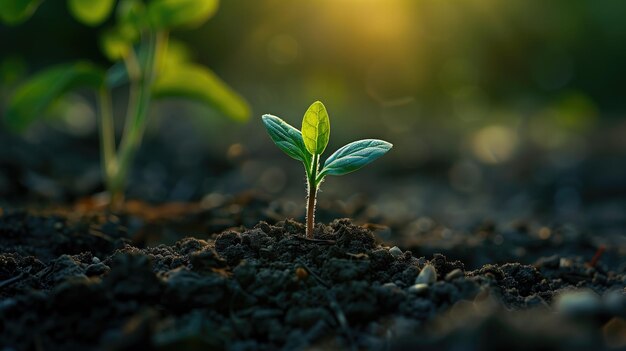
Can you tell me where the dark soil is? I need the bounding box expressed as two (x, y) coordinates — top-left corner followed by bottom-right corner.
(1, 213), (624, 351)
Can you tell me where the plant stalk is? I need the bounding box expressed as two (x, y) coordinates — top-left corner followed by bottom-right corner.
(305, 154), (319, 238)
(96, 87), (117, 203)
(108, 30), (167, 205)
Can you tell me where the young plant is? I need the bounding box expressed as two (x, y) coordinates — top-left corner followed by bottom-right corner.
(262, 101), (392, 238)
(1, 0), (249, 208)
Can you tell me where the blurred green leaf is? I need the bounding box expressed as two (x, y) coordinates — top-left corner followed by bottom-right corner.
(105, 39), (191, 89)
(147, 0), (219, 29)
(261, 114), (311, 164)
(0, 0), (42, 25)
(5, 62), (105, 131)
(67, 0), (115, 26)
(116, 0), (144, 25)
(100, 24), (139, 61)
(161, 39), (192, 67)
(301, 101), (330, 155)
(320, 139), (392, 177)
(152, 63), (249, 122)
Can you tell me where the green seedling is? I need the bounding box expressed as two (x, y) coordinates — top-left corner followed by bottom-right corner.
(262, 101), (392, 238)
(1, 0), (249, 208)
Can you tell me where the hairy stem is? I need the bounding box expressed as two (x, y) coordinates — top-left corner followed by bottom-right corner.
(305, 154), (319, 238)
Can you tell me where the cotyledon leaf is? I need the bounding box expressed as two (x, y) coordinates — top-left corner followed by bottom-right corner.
(262, 114), (311, 165)
(301, 100), (330, 155)
(320, 139), (392, 177)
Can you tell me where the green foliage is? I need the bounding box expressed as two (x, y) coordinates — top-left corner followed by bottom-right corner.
(262, 100), (392, 237)
(301, 101), (330, 155)
(116, 0), (144, 25)
(100, 24), (139, 61)
(5, 62), (105, 131)
(152, 63), (250, 122)
(262, 101), (392, 185)
(320, 139), (393, 177)
(0, 0), (41, 25)
(67, 0), (115, 26)
(2, 0), (248, 206)
(3, 0), (248, 127)
(147, 0), (219, 29)
(261, 115), (311, 164)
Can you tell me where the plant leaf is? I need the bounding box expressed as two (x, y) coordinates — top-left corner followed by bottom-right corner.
(262, 114), (311, 165)
(67, 0), (115, 26)
(161, 39), (193, 67)
(100, 24), (139, 61)
(301, 100), (330, 155)
(116, 0), (145, 25)
(152, 63), (249, 122)
(5, 62), (105, 131)
(0, 0), (42, 25)
(320, 139), (392, 177)
(147, 0), (218, 29)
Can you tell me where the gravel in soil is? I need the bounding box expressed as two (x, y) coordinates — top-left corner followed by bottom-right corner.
(1, 216), (625, 351)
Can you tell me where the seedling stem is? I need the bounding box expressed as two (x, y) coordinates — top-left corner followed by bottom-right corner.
(98, 30), (167, 209)
(306, 154), (320, 238)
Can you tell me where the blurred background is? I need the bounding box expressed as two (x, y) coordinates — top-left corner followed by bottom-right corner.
(1, 0), (625, 256)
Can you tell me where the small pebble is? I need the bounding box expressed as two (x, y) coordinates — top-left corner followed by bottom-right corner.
(445, 268), (464, 281)
(534, 255), (559, 269)
(415, 264), (437, 285)
(555, 289), (602, 316)
(85, 263), (110, 276)
(92, 257), (100, 264)
(559, 258), (573, 268)
(382, 282), (398, 290)
(408, 283), (429, 294)
(389, 246), (403, 258)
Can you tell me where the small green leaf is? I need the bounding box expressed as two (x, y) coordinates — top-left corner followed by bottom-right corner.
(262, 114), (311, 165)
(152, 63), (249, 122)
(5, 62), (105, 131)
(320, 139), (392, 177)
(100, 24), (139, 61)
(67, 0), (115, 26)
(0, 0), (42, 25)
(301, 101), (330, 155)
(116, 0), (144, 25)
(160, 39), (193, 67)
(147, 0), (219, 29)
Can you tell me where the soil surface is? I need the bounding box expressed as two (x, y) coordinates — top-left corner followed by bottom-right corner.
(1, 212), (624, 351)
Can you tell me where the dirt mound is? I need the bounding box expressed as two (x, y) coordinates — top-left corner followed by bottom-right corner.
(1, 218), (624, 350)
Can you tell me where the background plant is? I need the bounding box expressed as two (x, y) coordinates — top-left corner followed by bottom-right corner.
(0, 0), (249, 207)
(262, 101), (392, 238)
